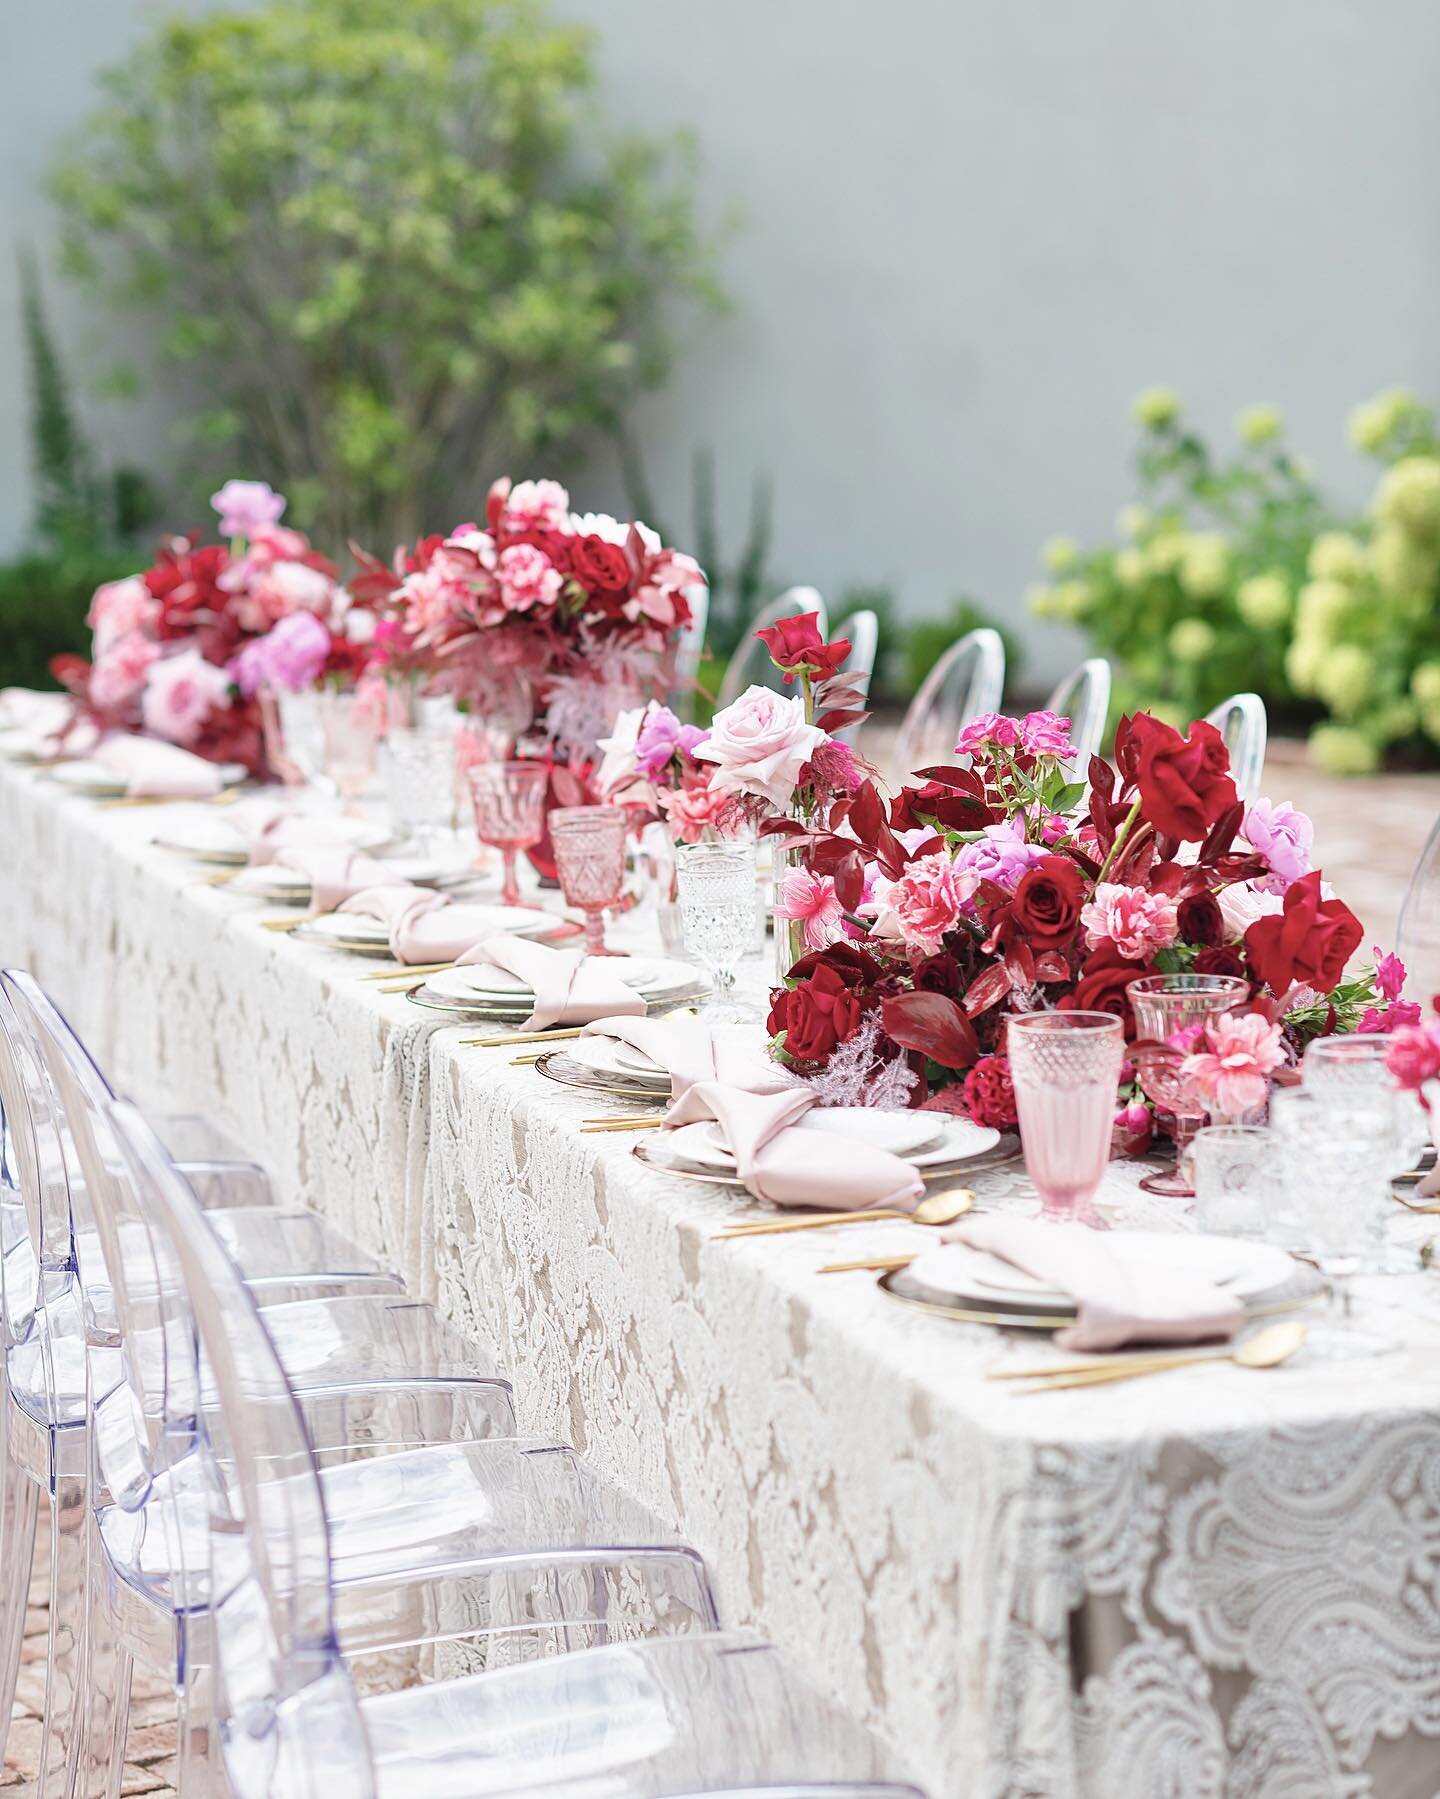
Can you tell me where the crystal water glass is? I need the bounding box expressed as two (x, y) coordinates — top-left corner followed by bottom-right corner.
(1191, 1124), (1282, 1241)
(1127, 973), (1250, 1197)
(317, 687), (381, 815)
(384, 722), (457, 856)
(1007, 1010), (1124, 1228)
(467, 761), (549, 908)
(274, 688), (325, 790)
(549, 806), (629, 956)
(677, 840), (758, 1024)
(1302, 1034), (1428, 1177)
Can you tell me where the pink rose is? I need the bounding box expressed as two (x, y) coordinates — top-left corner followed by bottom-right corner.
(775, 867), (845, 951)
(89, 576), (159, 656)
(500, 479), (571, 532)
(1080, 882), (1180, 961)
(954, 711), (1022, 756)
(245, 559), (339, 627)
(497, 543), (562, 614)
(692, 686), (828, 811)
(89, 635), (159, 710)
(233, 609), (332, 697)
(210, 479), (287, 539)
(871, 850), (980, 956)
(141, 648), (233, 745)
(1179, 1011), (1285, 1117)
(1019, 710), (1074, 759)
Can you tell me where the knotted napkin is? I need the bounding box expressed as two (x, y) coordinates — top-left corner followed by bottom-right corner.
(336, 885), (543, 965)
(271, 846), (397, 912)
(223, 800), (371, 867)
(94, 737), (225, 798)
(1, 688), (74, 738)
(456, 937), (645, 1032)
(580, 1014), (793, 1100)
(662, 1081), (925, 1212)
(939, 1215), (1244, 1352)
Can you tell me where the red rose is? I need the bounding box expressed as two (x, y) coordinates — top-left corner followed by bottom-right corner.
(1176, 889), (1225, 947)
(768, 964), (865, 1064)
(1009, 855), (1086, 948)
(962, 1054), (1019, 1130)
(1132, 714), (1238, 843)
(1194, 945), (1248, 981)
(755, 612), (851, 682)
(1244, 870), (1363, 997)
(570, 534), (633, 598)
(1059, 941), (1156, 1037)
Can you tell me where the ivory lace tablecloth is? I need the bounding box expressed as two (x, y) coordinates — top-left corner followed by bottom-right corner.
(4, 753), (1440, 1799)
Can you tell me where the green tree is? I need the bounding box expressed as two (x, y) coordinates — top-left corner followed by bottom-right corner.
(52, 0), (720, 551)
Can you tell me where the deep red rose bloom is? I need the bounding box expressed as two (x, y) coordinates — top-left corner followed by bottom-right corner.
(1009, 855), (1086, 948)
(913, 952), (964, 999)
(1060, 941), (1157, 1037)
(1132, 714), (1238, 843)
(768, 965), (865, 1064)
(755, 612), (851, 682)
(1244, 870), (1363, 997)
(786, 941), (882, 991)
(962, 1054), (1019, 1130)
(570, 534), (633, 598)
(1176, 889), (1225, 947)
(1194, 944), (1248, 981)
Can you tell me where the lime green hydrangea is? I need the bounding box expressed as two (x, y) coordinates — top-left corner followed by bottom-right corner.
(1349, 386), (1416, 455)
(1294, 577), (1353, 640)
(1132, 386), (1181, 430)
(1236, 403), (1283, 447)
(1235, 572), (1291, 629)
(1379, 698), (1419, 741)
(1168, 619), (1216, 662)
(1114, 548), (1146, 589)
(1049, 579), (1092, 620)
(1306, 531), (1365, 583)
(1116, 504), (1149, 538)
(1314, 643), (1375, 717)
(1179, 532), (1230, 598)
(1374, 456), (1440, 536)
(1309, 724), (1380, 775)
(1041, 535), (1081, 573)
(1411, 662), (1440, 707)
(1143, 530), (1189, 576)
(1370, 524), (1438, 598)
(1026, 583), (1059, 619)
(1286, 635), (1325, 693)
(1422, 707), (1440, 746)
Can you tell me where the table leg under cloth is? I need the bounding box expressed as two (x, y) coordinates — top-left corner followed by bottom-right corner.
(5, 757), (1440, 1798)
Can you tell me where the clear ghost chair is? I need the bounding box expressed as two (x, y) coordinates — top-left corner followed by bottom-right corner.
(889, 626), (1005, 788)
(108, 1098), (925, 1799)
(1204, 691), (1267, 802)
(91, 1103), (726, 1795)
(830, 608), (879, 748)
(1396, 811), (1440, 1003)
(1045, 657), (1112, 771)
(667, 583), (710, 722)
(716, 587), (828, 709)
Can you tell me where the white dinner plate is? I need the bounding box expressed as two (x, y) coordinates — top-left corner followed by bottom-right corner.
(154, 814), (391, 864)
(610, 1039), (667, 1077)
(907, 1233), (1296, 1312)
(49, 759), (248, 797)
(293, 904), (557, 951)
(703, 1107), (942, 1163)
(424, 955), (697, 1005)
(671, 1112), (998, 1174)
(566, 1035), (672, 1087)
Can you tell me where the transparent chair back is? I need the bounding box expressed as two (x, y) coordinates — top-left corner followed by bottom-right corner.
(1397, 812), (1440, 1004)
(667, 583), (710, 722)
(1204, 691), (1267, 803)
(890, 626), (1005, 787)
(716, 587), (828, 710)
(830, 609), (879, 747)
(1045, 657), (1112, 772)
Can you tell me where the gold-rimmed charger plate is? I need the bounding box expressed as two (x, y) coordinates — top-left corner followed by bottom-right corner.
(532, 1050), (671, 1102)
(408, 983), (710, 1022)
(630, 1130), (1023, 1189)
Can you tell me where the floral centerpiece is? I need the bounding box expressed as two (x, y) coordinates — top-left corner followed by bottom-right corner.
(52, 480), (351, 775)
(350, 477), (703, 768)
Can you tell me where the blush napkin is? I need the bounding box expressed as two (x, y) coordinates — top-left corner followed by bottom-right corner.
(272, 846), (397, 912)
(224, 801), (371, 866)
(940, 1215), (1244, 1352)
(94, 737), (225, 798)
(456, 937), (645, 1032)
(336, 885), (532, 965)
(579, 1014), (793, 1100)
(662, 1082), (925, 1213)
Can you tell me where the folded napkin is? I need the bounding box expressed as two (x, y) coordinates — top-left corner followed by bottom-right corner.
(942, 1215), (1244, 1352)
(580, 1014), (793, 1100)
(338, 884), (480, 963)
(94, 736), (225, 798)
(224, 800), (367, 866)
(273, 845), (396, 912)
(456, 936), (646, 1032)
(663, 1081), (925, 1213)
(1, 688), (74, 738)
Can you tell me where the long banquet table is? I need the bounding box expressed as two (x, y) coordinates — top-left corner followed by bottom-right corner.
(5, 755), (1440, 1799)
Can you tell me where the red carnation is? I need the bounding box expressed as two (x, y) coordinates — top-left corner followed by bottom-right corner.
(1244, 870), (1363, 997)
(756, 612), (851, 682)
(1131, 714), (1238, 843)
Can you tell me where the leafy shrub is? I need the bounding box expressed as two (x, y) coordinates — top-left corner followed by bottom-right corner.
(52, 0), (720, 550)
(0, 549), (140, 690)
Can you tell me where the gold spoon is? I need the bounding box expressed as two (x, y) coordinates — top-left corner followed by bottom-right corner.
(1009, 1320), (1308, 1394)
(713, 1187), (975, 1241)
(1393, 1189), (1440, 1214)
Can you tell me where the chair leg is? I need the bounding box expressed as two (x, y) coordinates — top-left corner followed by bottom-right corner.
(0, 1464), (39, 1758)
(35, 1469), (86, 1799)
(76, 1543), (132, 1799)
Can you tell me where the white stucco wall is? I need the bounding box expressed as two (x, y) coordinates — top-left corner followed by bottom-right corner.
(3, 1), (1439, 677)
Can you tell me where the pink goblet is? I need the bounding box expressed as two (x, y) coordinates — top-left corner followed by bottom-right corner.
(467, 761), (549, 908)
(549, 806), (629, 955)
(317, 687), (381, 816)
(1127, 973), (1250, 1197)
(1007, 1010), (1125, 1228)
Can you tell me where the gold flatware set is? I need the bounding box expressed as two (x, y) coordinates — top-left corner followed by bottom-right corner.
(988, 1320), (1307, 1393)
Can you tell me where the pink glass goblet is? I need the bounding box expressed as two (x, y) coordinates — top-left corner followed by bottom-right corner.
(1008, 1010), (1125, 1228)
(1127, 973), (1250, 1197)
(467, 761), (549, 908)
(317, 687), (381, 816)
(549, 806), (629, 955)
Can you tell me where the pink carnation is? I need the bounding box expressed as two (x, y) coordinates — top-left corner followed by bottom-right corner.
(872, 851), (980, 956)
(1080, 882), (1179, 961)
(1373, 946), (1407, 1002)
(1357, 999), (1423, 1034)
(1019, 710), (1074, 759)
(657, 775), (730, 844)
(1384, 1020), (1440, 1091)
(954, 712), (1022, 756)
(141, 648), (233, 745)
(89, 635), (159, 710)
(775, 867), (845, 950)
(497, 543), (562, 614)
(89, 576), (159, 656)
(500, 479), (571, 532)
(1179, 1011), (1285, 1117)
